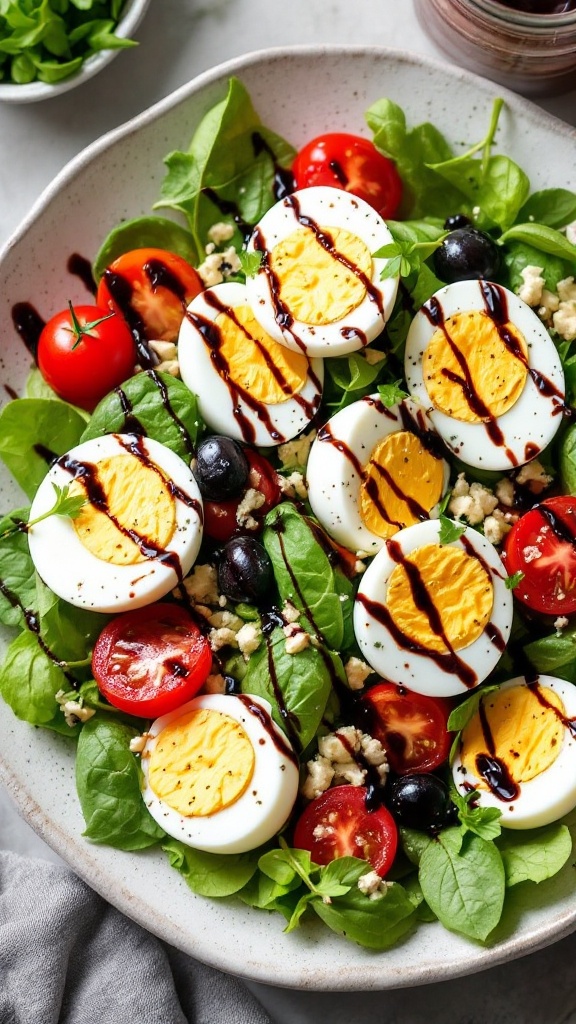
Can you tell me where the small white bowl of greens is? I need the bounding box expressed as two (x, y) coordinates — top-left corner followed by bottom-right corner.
(0, 0), (150, 103)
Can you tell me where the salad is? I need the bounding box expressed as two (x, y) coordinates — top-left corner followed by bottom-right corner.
(1, 76), (576, 953)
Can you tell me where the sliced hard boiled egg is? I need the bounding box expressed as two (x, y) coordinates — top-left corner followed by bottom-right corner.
(354, 519), (513, 698)
(452, 675), (576, 829)
(404, 279), (565, 471)
(27, 433), (203, 613)
(140, 692), (300, 854)
(178, 281), (323, 446)
(306, 395), (450, 555)
(245, 185), (399, 358)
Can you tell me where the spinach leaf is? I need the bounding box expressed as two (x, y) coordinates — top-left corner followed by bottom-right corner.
(323, 351), (386, 414)
(155, 77), (295, 264)
(92, 216), (198, 282)
(500, 222), (576, 265)
(262, 503), (352, 649)
(311, 859), (416, 950)
(76, 717), (165, 851)
(518, 189), (576, 229)
(418, 827), (505, 941)
(35, 573), (109, 664)
(497, 823), (572, 886)
(0, 398), (87, 500)
(241, 626), (336, 751)
(0, 630), (71, 732)
(560, 421), (576, 494)
(501, 238), (571, 294)
(366, 98), (463, 219)
(237, 867), (303, 921)
(162, 837), (258, 896)
(525, 627), (576, 681)
(81, 370), (201, 462)
(0, 508), (35, 630)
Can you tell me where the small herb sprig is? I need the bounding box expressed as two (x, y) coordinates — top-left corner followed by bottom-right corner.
(0, 483), (87, 541)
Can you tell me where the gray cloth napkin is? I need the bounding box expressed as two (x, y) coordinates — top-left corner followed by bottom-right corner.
(0, 851), (272, 1024)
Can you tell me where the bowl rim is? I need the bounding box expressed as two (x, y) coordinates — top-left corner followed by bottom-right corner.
(2, 43), (576, 991)
(0, 0), (150, 103)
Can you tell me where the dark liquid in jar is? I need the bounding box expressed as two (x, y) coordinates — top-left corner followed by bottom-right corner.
(496, 0), (576, 11)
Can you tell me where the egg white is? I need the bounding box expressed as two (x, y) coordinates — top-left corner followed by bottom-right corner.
(404, 279), (565, 471)
(27, 433), (203, 614)
(140, 692), (300, 854)
(245, 185), (399, 358)
(306, 395), (450, 555)
(178, 281), (324, 446)
(353, 519), (513, 698)
(452, 675), (576, 829)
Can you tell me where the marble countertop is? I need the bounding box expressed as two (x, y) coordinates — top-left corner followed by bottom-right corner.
(1, 2), (576, 1020)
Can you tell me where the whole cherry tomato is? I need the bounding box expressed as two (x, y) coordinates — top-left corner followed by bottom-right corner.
(292, 133), (403, 219)
(37, 301), (136, 411)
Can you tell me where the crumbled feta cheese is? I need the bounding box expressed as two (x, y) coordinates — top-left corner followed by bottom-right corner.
(207, 609), (243, 631)
(282, 600), (301, 624)
(236, 487), (265, 529)
(518, 265), (545, 307)
(357, 870), (383, 896)
(197, 246), (241, 287)
(554, 616), (569, 633)
(207, 221), (235, 245)
(448, 474), (498, 525)
(551, 276), (576, 341)
(522, 545), (542, 563)
(538, 288), (560, 322)
(202, 672), (227, 694)
(209, 626), (240, 652)
(129, 734), (148, 754)
(557, 277), (576, 303)
(332, 761), (366, 787)
(277, 430), (316, 470)
(55, 689), (95, 728)
(285, 471), (309, 499)
(182, 563), (220, 606)
(283, 622), (311, 655)
(236, 621), (262, 659)
(495, 476), (515, 507)
(319, 726), (361, 764)
(515, 459), (553, 494)
(301, 756), (334, 799)
(483, 509), (512, 546)
(344, 656), (373, 691)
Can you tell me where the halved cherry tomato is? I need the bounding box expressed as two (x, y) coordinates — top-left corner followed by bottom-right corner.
(92, 603), (212, 718)
(360, 682), (452, 775)
(292, 133), (403, 219)
(203, 448), (283, 542)
(502, 494), (576, 616)
(37, 302), (136, 411)
(96, 247), (203, 342)
(293, 785), (398, 877)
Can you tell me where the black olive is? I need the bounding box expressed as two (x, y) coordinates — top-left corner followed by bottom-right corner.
(433, 226), (501, 284)
(217, 536), (273, 604)
(387, 773), (451, 830)
(443, 213), (472, 231)
(193, 435), (249, 501)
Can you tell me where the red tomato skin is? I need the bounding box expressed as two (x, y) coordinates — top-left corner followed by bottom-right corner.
(360, 682), (452, 776)
(502, 494), (576, 616)
(37, 304), (136, 411)
(292, 133), (403, 219)
(92, 603), (212, 719)
(293, 785), (398, 877)
(96, 247), (203, 342)
(203, 448), (283, 542)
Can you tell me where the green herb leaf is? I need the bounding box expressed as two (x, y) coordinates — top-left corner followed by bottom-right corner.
(237, 249), (263, 278)
(438, 515), (466, 544)
(452, 790), (502, 842)
(377, 380), (409, 407)
(505, 570), (525, 590)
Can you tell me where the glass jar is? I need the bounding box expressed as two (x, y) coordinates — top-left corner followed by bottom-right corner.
(414, 0), (576, 96)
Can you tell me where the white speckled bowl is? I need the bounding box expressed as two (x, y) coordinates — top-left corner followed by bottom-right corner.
(1, 46), (576, 991)
(0, 0), (150, 103)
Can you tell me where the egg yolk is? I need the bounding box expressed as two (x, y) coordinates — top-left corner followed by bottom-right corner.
(215, 303), (310, 404)
(148, 708), (255, 817)
(70, 453), (176, 565)
(270, 226), (372, 325)
(386, 543), (493, 653)
(423, 310), (528, 422)
(359, 431), (444, 539)
(460, 684), (564, 788)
